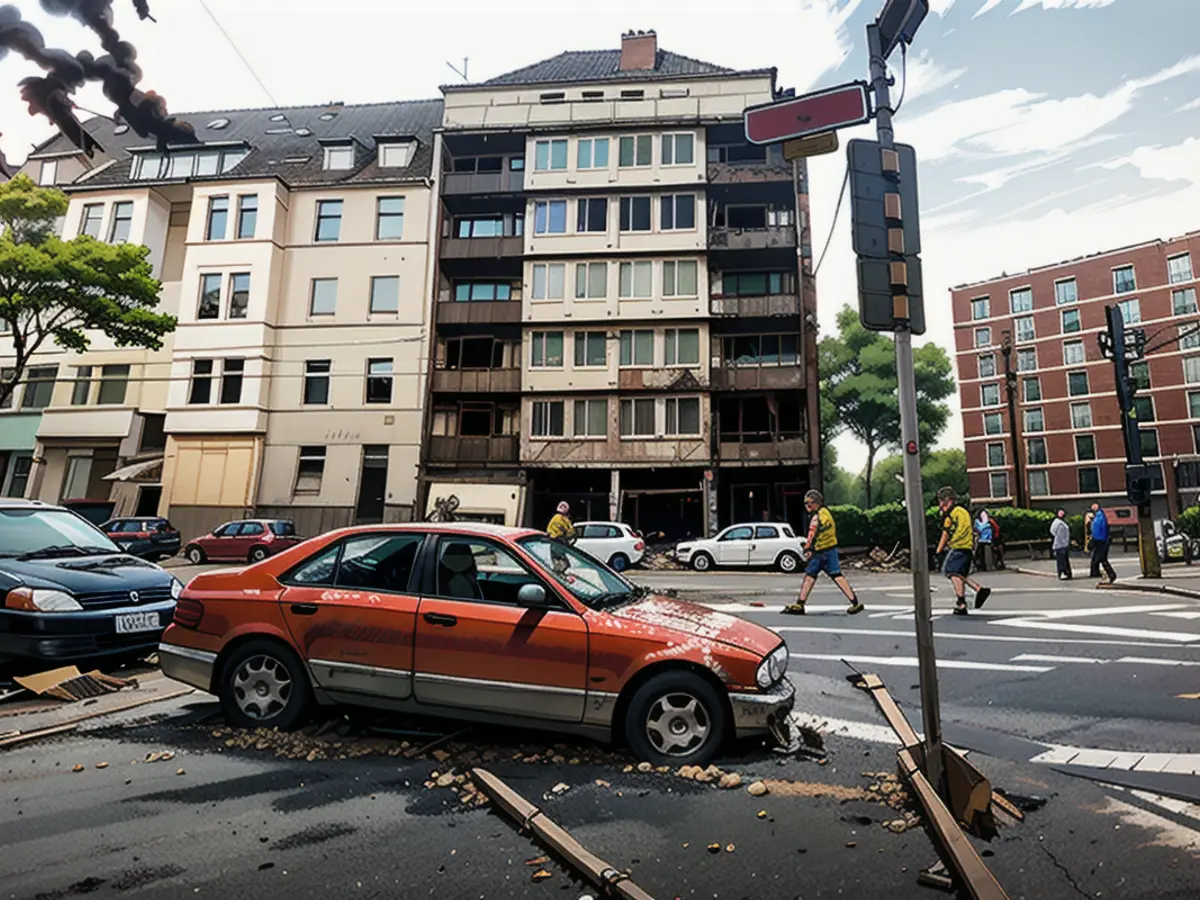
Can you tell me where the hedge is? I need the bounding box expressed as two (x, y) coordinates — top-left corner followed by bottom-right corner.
(825, 503), (1072, 548)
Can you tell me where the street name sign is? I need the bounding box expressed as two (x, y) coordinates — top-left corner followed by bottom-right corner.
(744, 81), (871, 145)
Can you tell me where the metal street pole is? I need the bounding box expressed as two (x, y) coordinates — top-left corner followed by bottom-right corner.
(866, 21), (943, 791)
(1000, 333), (1027, 508)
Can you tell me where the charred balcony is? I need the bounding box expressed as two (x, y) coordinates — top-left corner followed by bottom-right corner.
(710, 332), (806, 390)
(705, 133), (792, 185)
(716, 393), (810, 466)
(436, 277), (523, 325)
(427, 400), (520, 466)
(709, 269), (800, 318)
(432, 335), (522, 394)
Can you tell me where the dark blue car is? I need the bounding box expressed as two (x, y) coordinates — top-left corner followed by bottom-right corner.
(0, 500), (180, 666)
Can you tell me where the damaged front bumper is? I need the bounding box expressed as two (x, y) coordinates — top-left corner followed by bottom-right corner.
(728, 677), (795, 739)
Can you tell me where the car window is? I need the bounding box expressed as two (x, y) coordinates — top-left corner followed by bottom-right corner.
(720, 526), (753, 541)
(600, 525), (621, 538)
(435, 537), (544, 605)
(755, 526), (779, 539)
(336, 534), (423, 592)
(0, 508), (120, 556)
(238, 522), (266, 536)
(518, 535), (631, 609)
(284, 544), (341, 587)
(102, 521), (122, 533)
(782, 526), (795, 538)
(576, 525), (596, 539)
(213, 523), (237, 537)
(271, 521), (296, 536)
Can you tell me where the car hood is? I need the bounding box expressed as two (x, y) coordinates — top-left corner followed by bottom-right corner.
(0, 554), (173, 593)
(607, 593), (781, 657)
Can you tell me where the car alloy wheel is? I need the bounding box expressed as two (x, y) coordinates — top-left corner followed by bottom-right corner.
(625, 671), (727, 766)
(645, 691), (710, 757)
(609, 553), (629, 572)
(232, 654), (293, 721)
(778, 551), (799, 573)
(186, 546), (205, 564)
(250, 547), (268, 562)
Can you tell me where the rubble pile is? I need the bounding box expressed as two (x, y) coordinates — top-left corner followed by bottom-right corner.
(847, 546), (911, 573)
(638, 546), (686, 571)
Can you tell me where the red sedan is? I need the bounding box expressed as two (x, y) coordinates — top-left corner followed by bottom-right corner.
(182, 519), (302, 564)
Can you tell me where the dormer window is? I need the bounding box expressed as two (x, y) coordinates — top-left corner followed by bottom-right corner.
(323, 145), (355, 171)
(132, 146), (248, 180)
(378, 141), (413, 168)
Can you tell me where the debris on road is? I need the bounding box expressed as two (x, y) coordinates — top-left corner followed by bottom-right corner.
(0, 688), (193, 749)
(846, 545), (911, 573)
(14, 667), (135, 702)
(747, 781), (769, 797)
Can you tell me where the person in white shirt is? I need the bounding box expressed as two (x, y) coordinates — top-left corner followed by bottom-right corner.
(1049, 509), (1072, 580)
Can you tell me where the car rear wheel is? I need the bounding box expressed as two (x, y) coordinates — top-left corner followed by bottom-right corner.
(185, 545), (206, 564)
(249, 546), (269, 563)
(690, 552), (713, 572)
(219, 640), (312, 729)
(625, 671), (727, 766)
(609, 552), (630, 572)
(777, 551), (800, 573)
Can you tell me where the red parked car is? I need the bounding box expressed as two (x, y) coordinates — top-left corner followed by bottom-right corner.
(182, 519), (302, 564)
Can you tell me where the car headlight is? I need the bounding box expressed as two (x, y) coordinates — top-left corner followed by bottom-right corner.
(4, 587), (84, 613)
(170, 578), (184, 600)
(756, 644), (790, 688)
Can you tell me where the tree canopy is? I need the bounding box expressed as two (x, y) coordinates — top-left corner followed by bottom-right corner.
(0, 175), (174, 408)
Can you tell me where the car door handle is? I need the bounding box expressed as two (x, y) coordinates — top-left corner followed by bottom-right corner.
(290, 603), (319, 616)
(423, 612), (458, 627)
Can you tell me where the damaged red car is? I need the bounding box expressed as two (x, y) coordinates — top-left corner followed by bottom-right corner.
(159, 523), (793, 765)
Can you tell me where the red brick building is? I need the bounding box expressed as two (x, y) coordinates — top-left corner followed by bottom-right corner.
(951, 229), (1200, 510)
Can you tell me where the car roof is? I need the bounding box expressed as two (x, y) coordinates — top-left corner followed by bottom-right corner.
(0, 498), (67, 511)
(576, 521), (626, 527)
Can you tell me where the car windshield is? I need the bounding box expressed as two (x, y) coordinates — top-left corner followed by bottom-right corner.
(518, 535), (636, 609)
(0, 508), (121, 557)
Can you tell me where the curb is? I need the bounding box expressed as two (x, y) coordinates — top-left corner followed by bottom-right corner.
(1007, 566), (1057, 579)
(1102, 580), (1200, 600)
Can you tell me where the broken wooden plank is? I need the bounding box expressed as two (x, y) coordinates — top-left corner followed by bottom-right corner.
(472, 767), (657, 900)
(0, 688), (193, 749)
(856, 672), (920, 746)
(0, 722), (79, 749)
(990, 791), (1025, 822)
(403, 727), (468, 759)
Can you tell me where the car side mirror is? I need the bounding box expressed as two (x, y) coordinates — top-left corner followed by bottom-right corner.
(518, 584), (548, 607)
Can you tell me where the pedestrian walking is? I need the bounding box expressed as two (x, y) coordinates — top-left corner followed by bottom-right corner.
(546, 501), (576, 574)
(935, 487), (992, 616)
(1088, 501), (1117, 584)
(783, 490), (864, 616)
(1050, 508), (1072, 580)
(974, 509), (995, 570)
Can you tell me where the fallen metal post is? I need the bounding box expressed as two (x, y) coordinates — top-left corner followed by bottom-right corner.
(472, 767), (657, 900)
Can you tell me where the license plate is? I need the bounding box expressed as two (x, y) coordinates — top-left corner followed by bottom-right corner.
(115, 612), (160, 634)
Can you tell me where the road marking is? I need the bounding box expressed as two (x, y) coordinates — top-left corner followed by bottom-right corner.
(1009, 653), (1109, 665)
(700, 602), (910, 614)
(773, 624), (1188, 649)
(788, 652), (1054, 673)
(1115, 656), (1200, 667)
(1154, 611), (1200, 620)
(1031, 603), (1187, 620)
(995, 619), (1200, 643)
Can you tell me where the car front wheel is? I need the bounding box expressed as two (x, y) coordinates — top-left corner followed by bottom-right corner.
(219, 639), (312, 729)
(609, 552), (630, 572)
(625, 671), (727, 766)
(690, 552), (714, 572)
(185, 545), (206, 564)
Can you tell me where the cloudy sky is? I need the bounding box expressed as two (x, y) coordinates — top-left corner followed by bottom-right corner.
(2, 0), (1197, 472)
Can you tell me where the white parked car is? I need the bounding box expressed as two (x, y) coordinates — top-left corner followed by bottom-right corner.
(573, 521), (645, 572)
(675, 523), (806, 573)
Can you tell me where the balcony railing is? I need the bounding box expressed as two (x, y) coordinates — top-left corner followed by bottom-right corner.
(441, 170), (524, 196)
(435, 299), (522, 325)
(617, 368), (707, 391)
(710, 293), (800, 317)
(708, 224), (796, 251)
(440, 235), (524, 259)
(711, 364), (806, 391)
(706, 161), (793, 185)
(718, 436), (809, 464)
(427, 435), (519, 464)
(431, 368), (522, 393)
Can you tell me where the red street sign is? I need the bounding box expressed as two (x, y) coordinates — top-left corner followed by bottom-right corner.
(744, 81), (871, 145)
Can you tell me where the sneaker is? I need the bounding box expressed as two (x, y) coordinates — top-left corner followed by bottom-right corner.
(974, 586), (992, 609)
(846, 601), (865, 615)
(953, 603), (969, 616)
(782, 603), (807, 615)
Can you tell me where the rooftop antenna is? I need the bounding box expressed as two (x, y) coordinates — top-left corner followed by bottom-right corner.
(446, 58), (469, 82)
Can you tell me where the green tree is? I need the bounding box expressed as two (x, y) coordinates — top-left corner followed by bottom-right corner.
(921, 448), (968, 506)
(820, 305), (956, 505)
(0, 175), (174, 408)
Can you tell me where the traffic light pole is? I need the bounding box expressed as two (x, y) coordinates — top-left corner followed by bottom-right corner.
(866, 21), (943, 792)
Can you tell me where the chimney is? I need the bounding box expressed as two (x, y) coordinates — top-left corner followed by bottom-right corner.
(619, 29), (658, 71)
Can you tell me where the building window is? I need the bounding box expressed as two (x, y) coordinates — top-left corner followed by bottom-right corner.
(1113, 265), (1136, 294)
(62, 456), (93, 500)
(532, 400), (565, 437)
(662, 260), (698, 297)
(1117, 298), (1141, 324)
(534, 199), (567, 234)
(620, 398), (656, 437)
(294, 446), (326, 494)
(366, 359), (393, 404)
(574, 262), (607, 299)
(106, 201), (133, 244)
(1190, 392), (1200, 419)
(236, 194), (257, 239)
(80, 203), (103, 239)
(619, 261), (653, 298)
(1186, 356), (1200, 385)
(1017, 347), (1037, 371)
(618, 134), (653, 167)
(1061, 308), (1081, 334)
(532, 263), (566, 301)
(619, 330), (654, 367)
(530, 331), (564, 368)
(323, 145), (355, 170)
(660, 194), (696, 230)
(315, 200), (343, 242)
(1009, 287), (1033, 313)
(534, 139), (567, 171)
(986, 442), (1005, 467)
(369, 276), (400, 313)
(1027, 437), (1048, 466)
(978, 354), (996, 378)
(576, 197), (607, 233)
(378, 142), (412, 168)
(228, 273), (250, 319)
(1055, 278), (1077, 305)
(661, 133), (695, 165)
(981, 383), (1001, 407)
(1028, 470), (1049, 497)
(454, 281), (512, 302)
(303, 360), (331, 405)
(664, 328), (700, 366)
(38, 159), (57, 185)
(219, 359), (244, 405)
(1063, 340), (1085, 366)
(619, 196), (652, 232)
(574, 332), (606, 368)
(71, 366), (92, 406)
(97, 364), (129, 405)
(989, 472), (1009, 498)
(1023, 408), (1045, 433)
(4, 454), (32, 497)
(1078, 467), (1100, 494)
(1181, 325), (1200, 351)
(188, 360), (213, 405)
(1022, 378), (1040, 402)
(984, 412), (1003, 435)
(1070, 401), (1092, 428)
(1068, 370), (1089, 396)
(1168, 253), (1193, 285)
(665, 397), (701, 436)
(974, 328), (991, 348)
(577, 138), (609, 170)
(197, 273), (221, 320)
(722, 334), (800, 366)
(310, 278), (337, 315)
(1173, 288), (1198, 316)
(206, 196), (228, 241)
(1075, 434), (1096, 461)
(1014, 316), (1035, 342)
(1129, 360), (1150, 390)
(376, 197), (405, 240)
(971, 297), (989, 320)
(722, 272), (789, 296)
(1134, 395), (1155, 423)
(572, 399), (607, 437)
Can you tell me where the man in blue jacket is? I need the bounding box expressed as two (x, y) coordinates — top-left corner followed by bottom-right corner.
(1089, 501), (1117, 583)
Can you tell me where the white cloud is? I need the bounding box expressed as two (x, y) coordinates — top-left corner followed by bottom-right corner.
(1096, 136), (1200, 187)
(929, 0), (958, 14)
(790, 0), (866, 91)
(1178, 98), (1200, 112)
(975, 0), (1118, 15)
(900, 50), (967, 103)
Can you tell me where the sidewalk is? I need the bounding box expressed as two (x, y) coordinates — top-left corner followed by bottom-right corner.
(1008, 551), (1200, 597)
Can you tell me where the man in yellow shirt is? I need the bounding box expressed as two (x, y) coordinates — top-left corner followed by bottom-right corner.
(546, 501), (575, 573)
(784, 490), (863, 616)
(935, 487), (991, 616)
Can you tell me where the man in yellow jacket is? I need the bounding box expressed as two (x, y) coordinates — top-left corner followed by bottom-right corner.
(784, 490), (864, 615)
(546, 501), (575, 573)
(935, 486), (992, 615)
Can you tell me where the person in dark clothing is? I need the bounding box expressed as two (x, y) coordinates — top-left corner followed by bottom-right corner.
(1088, 501), (1117, 583)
